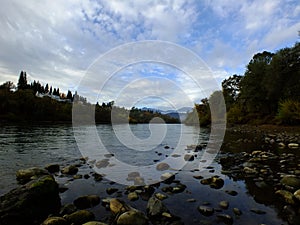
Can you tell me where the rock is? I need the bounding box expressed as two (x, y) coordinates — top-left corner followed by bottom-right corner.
(219, 201), (229, 209)
(0, 175), (60, 225)
(200, 176), (224, 189)
(117, 210), (148, 225)
(95, 159), (109, 168)
(187, 198), (196, 202)
(41, 216), (68, 225)
(288, 143), (299, 149)
(216, 214), (233, 225)
(233, 208), (242, 216)
(280, 176), (300, 189)
(16, 167), (48, 184)
(73, 195), (100, 209)
(73, 174), (83, 179)
(45, 164), (60, 173)
(109, 199), (131, 215)
(250, 209), (266, 214)
(294, 189), (300, 201)
(243, 167), (257, 174)
(193, 175), (203, 180)
(282, 205), (300, 225)
(63, 210), (95, 225)
(106, 188), (118, 195)
(275, 190), (295, 205)
(61, 165), (78, 175)
(171, 184), (187, 193)
(128, 192), (139, 201)
(147, 196), (169, 217)
(278, 142), (285, 148)
(82, 222), (108, 225)
(134, 176), (145, 186)
(156, 163), (170, 171)
(59, 203), (77, 216)
(198, 206), (214, 216)
(155, 193), (168, 200)
(92, 173), (104, 181)
(225, 190), (238, 196)
(161, 172), (175, 182)
(184, 154), (194, 161)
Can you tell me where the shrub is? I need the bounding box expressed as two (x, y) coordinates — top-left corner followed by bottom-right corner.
(276, 100), (300, 125)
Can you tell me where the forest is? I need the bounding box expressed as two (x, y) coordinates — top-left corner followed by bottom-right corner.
(185, 42), (300, 126)
(0, 72), (179, 124)
(1, 42), (299, 125)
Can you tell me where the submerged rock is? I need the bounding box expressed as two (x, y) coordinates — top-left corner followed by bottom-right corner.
(0, 175), (60, 225)
(128, 192), (139, 201)
(198, 206), (214, 216)
(200, 176), (224, 189)
(156, 162), (170, 171)
(73, 195), (100, 209)
(219, 201), (229, 209)
(45, 164), (60, 174)
(217, 214), (233, 225)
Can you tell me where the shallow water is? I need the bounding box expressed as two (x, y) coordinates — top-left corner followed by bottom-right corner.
(0, 124), (289, 224)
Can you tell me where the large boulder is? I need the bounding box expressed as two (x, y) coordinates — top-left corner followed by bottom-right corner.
(0, 175), (61, 225)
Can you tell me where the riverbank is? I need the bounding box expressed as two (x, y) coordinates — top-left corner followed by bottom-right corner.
(0, 124), (300, 225)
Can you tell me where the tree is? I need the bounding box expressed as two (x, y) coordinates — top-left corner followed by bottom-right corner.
(45, 84), (49, 93)
(67, 90), (73, 100)
(0, 81), (15, 91)
(239, 51), (274, 115)
(222, 74), (242, 110)
(17, 71), (28, 90)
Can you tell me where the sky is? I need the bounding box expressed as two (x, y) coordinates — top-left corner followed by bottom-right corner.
(0, 0), (299, 110)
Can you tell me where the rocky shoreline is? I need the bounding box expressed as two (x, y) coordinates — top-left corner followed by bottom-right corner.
(1, 125), (300, 225)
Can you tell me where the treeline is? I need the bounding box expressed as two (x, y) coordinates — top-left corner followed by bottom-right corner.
(0, 72), (179, 124)
(186, 42), (300, 126)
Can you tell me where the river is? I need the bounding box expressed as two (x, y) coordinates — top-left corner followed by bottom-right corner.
(0, 124), (289, 224)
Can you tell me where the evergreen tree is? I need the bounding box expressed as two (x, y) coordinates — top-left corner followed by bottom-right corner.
(45, 84), (49, 93)
(17, 71), (28, 90)
(67, 90), (73, 100)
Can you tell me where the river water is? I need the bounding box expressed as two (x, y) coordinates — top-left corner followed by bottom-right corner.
(0, 124), (288, 224)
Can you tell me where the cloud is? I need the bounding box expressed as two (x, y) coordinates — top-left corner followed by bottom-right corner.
(0, 0), (299, 109)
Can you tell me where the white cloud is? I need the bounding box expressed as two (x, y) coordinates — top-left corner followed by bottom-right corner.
(0, 0), (299, 108)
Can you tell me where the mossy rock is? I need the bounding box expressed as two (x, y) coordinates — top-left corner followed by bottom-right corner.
(280, 176), (300, 189)
(0, 175), (60, 225)
(16, 167), (48, 184)
(41, 216), (68, 225)
(64, 210), (95, 225)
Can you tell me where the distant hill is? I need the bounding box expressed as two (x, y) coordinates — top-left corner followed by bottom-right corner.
(140, 107), (193, 122)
